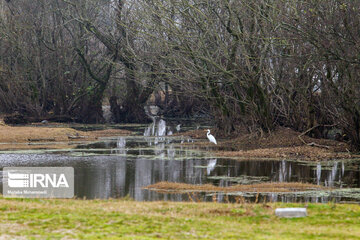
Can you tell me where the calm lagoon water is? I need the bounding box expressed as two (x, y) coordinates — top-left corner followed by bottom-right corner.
(0, 120), (359, 203)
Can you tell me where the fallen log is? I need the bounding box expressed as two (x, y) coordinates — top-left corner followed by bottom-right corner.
(298, 124), (336, 149)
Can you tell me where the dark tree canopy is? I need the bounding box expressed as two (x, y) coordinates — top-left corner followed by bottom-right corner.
(0, 0), (359, 149)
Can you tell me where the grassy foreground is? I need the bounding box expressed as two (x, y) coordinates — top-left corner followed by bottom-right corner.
(0, 197), (359, 239)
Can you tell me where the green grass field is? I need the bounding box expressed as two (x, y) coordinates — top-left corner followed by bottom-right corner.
(0, 197), (359, 239)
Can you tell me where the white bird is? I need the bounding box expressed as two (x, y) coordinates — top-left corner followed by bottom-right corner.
(206, 129), (217, 145)
(176, 124), (181, 132)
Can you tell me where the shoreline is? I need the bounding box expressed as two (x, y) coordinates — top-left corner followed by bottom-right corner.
(0, 123), (358, 161)
(0, 123), (132, 150)
(179, 127), (357, 161)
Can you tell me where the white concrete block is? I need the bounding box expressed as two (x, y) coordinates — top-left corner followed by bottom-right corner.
(275, 208), (307, 218)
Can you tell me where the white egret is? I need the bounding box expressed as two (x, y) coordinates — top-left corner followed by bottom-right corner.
(176, 124), (181, 132)
(206, 129), (217, 145)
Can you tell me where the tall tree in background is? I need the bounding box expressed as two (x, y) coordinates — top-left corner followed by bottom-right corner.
(64, 0), (157, 123)
(138, 0), (278, 134)
(0, 0), (115, 122)
(282, 0), (360, 148)
(0, 0), (359, 149)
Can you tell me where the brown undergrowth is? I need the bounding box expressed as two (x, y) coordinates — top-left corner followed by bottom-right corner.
(144, 181), (327, 193)
(216, 146), (353, 161)
(180, 127), (356, 161)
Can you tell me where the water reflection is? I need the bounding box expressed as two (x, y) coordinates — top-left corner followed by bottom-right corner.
(144, 118), (169, 137)
(0, 149), (359, 203)
(0, 119), (359, 203)
(207, 159), (217, 175)
(325, 162), (338, 187)
(116, 137), (126, 149)
(316, 163), (321, 185)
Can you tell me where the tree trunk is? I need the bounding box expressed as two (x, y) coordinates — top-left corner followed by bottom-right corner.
(76, 85), (105, 123)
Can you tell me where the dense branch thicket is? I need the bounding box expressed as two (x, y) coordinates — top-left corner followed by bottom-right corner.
(0, 0), (359, 149)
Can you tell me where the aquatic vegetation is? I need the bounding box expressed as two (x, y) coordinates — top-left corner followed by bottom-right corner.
(144, 181), (327, 193)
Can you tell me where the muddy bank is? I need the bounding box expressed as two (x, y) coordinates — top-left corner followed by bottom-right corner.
(215, 146), (355, 161)
(0, 123), (131, 150)
(179, 127), (357, 161)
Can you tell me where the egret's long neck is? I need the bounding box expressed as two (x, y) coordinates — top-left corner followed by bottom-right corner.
(207, 130), (210, 136)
